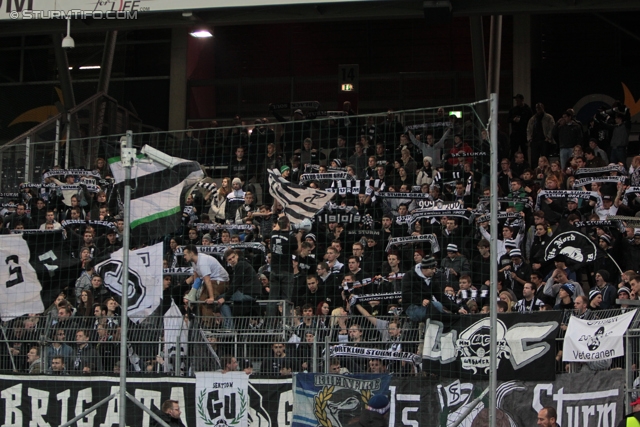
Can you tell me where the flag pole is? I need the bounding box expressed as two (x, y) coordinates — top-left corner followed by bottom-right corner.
(119, 131), (134, 427)
(117, 134), (172, 427)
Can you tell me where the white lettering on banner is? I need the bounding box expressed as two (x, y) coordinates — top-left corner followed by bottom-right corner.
(423, 322), (458, 363)
(75, 388), (94, 427)
(28, 388), (50, 427)
(389, 385), (421, 427)
(423, 319), (558, 373)
(100, 386), (123, 427)
(57, 389), (71, 426)
(505, 323), (557, 368)
(135, 389), (162, 427)
(1, 384), (22, 427)
(533, 384), (618, 427)
(398, 394), (420, 427)
(277, 390), (293, 426)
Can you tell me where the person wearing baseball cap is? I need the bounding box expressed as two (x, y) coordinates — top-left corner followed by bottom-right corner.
(617, 396), (640, 427)
(402, 255), (467, 323)
(563, 198), (584, 221)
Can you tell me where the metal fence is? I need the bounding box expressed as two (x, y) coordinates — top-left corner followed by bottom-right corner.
(0, 103), (488, 193)
(3, 308), (638, 379)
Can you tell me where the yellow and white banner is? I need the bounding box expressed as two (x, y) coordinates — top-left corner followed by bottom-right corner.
(196, 371), (249, 427)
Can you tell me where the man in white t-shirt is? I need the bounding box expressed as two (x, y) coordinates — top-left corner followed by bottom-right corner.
(183, 244), (229, 305)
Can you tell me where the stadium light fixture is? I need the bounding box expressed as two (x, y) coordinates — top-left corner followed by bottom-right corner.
(189, 28), (213, 38)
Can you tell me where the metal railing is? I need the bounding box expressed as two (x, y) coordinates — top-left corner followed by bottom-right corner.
(3, 307), (639, 379)
(0, 103), (488, 192)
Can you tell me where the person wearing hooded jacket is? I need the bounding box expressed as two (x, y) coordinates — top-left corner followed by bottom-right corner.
(401, 255), (467, 323)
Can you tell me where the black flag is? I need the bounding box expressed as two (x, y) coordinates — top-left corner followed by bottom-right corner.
(541, 230), (606, 269)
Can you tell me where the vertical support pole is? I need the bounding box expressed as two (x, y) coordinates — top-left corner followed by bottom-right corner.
(469, 17), (489, 124)
(25, 137), (31, 184)
(65, 114), (71, 169)
(119, 130), (134, 427)
(55, 119), (60, 166)
(489, 93), (499, 427)
(168, 29), (188, 131)
(487, 15), (503, 96)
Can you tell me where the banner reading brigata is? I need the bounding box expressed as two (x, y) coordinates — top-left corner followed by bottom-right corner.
(422, 312), (562, 380)
(292, 373), (391, 427)
(0, 373), (623, 426)
(196, 371), (250, 427)
(563, 310), (637, 362)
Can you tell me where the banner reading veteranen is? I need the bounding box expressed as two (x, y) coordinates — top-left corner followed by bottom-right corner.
(196, 371), (250, 427)
(563, 310), (637, 362)
(422, 312), (562, 381)
(293, 373), (391, 427)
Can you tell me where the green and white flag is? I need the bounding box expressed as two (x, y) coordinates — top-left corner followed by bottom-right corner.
(108, 145), (203, 245)
(196, 371), (249, 427)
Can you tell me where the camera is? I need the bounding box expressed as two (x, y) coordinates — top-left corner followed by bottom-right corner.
(62, 35), (75, 49)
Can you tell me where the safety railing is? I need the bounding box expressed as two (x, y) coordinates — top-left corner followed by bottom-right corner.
(3, 308), (639, 378)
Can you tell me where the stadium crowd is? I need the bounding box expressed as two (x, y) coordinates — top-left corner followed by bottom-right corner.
(1, 97), (640, 377)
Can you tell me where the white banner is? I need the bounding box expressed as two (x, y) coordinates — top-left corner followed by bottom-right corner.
(196, 371), (249, 427)
(563, 310), (637, 362)
(0, 235), (44, 321)
(164, 300), (188, 374)
(95, 242), (163, 322)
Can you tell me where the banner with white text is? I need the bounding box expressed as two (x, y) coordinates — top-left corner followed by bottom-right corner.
(196, 371), (249, 427)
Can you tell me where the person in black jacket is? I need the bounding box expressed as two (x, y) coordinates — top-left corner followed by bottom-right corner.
(401, 255), (467, 323)
(151, 400), (186, 427)
(217, 249), (263, 324)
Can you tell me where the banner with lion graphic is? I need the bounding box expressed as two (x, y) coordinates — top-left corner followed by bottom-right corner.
(292, 373), (391, 427)
(196, 371), (249, 427)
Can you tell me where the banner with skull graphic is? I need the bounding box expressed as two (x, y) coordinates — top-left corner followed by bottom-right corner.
(422, 312), (562, 381)
(542, 230), (605, 268)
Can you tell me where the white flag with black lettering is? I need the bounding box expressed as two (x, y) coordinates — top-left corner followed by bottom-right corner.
(95, 242), (163, 322)
(196, 371), (249, 427)
(164, 300), (188, 373)
(563, 310), (636, 362)
(268, 169), (335, 223)
(0, 234), (44, 321)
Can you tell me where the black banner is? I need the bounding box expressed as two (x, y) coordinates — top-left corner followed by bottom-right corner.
(0, 375), (295, 427)
(542, 230), (605, 268)
(0, 372), (623, 427)
(422, 312), (562, 381)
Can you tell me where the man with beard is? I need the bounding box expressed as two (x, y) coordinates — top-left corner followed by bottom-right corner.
(515, 282), (544, 312)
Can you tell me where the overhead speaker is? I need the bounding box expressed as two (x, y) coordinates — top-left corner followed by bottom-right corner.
(423, 0), (453, 25)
